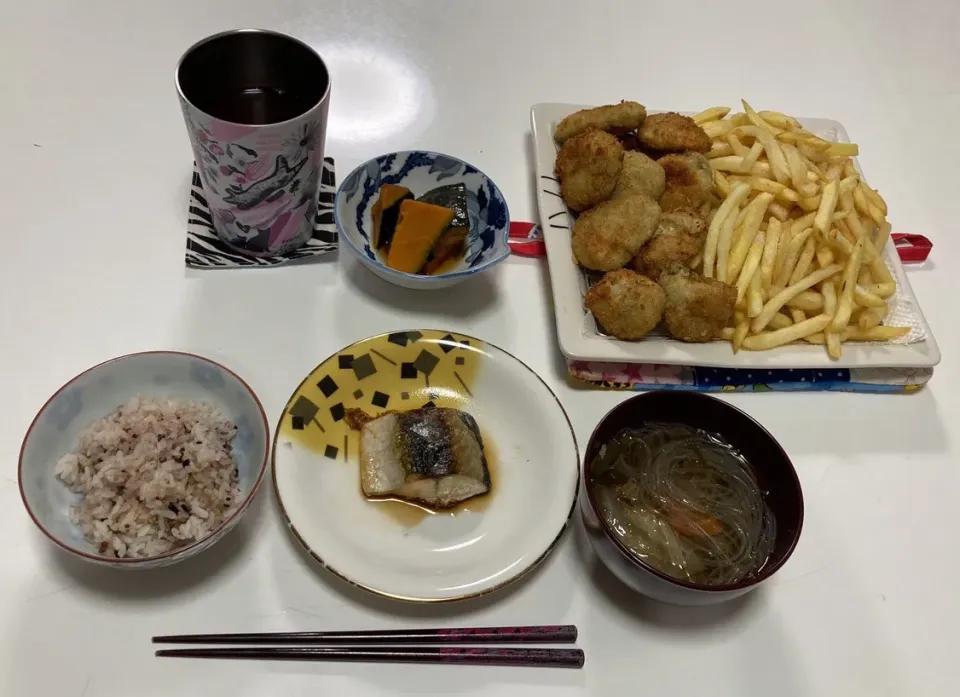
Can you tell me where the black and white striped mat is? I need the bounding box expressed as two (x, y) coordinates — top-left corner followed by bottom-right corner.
(185, 157), (338, 268)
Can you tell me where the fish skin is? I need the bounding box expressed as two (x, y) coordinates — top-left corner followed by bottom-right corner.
(397, 409), (456, 477)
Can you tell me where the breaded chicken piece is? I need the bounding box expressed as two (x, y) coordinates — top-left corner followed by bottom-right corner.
(659, 264), (736, 342)
(632, 209), (707, 279)
(611, 151), (666, 201)
(554, 101), (647, 144)
(639, 113), (711, 154)
(572, 193), (661, 271)
(555, 130), (624, 211)
(658, 152), (715, 212)
(585, 269), (665, 340)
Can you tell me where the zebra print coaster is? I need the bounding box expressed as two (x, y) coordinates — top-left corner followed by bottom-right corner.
(185, 157), (338, 268)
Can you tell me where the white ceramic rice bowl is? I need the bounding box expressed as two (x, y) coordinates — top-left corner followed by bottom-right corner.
(18, 351), (269, 569)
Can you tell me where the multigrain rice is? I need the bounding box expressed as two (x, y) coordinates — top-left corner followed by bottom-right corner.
(54, 396), (240, 559)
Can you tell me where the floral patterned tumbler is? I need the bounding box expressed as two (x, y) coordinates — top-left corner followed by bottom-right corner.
(176, 29), (331, 256)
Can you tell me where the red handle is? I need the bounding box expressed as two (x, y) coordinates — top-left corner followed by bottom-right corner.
(508, 223), (933, 264)
(892, 233), (933, 263)
(508, 221), (546, 257)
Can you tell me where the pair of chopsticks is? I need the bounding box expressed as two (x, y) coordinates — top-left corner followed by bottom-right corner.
(154, 624), (583, 668)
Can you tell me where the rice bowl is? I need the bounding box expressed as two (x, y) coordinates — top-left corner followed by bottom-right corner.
(19, 351), (269, 569)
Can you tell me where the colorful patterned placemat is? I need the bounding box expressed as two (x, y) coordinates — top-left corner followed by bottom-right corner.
(569, 361), (932, 393)
(185, 157), (337, 268)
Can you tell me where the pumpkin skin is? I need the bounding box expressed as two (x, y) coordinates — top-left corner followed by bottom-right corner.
(372, 183), (414, 250)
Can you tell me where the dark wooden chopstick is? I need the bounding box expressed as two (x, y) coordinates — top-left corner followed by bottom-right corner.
(156, 646), (584, 668)
(153, 624), (577, 645)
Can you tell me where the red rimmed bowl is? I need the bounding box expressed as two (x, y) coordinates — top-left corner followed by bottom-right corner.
(581, 392), (803, 606)
(19, 351), (269, 569)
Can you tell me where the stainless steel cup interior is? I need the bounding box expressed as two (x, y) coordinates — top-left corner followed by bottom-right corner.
(176, 29), (330, 125)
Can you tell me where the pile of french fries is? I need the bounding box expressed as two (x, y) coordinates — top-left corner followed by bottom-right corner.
(691, 101), (909, 358)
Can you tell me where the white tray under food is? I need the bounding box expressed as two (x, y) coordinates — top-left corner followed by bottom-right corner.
(530, 102), (941, 370)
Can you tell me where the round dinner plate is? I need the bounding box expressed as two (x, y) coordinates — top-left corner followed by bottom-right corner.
(272, 330), (579, 602)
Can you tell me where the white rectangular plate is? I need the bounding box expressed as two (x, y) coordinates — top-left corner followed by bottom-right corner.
(530, 102), (941, 370)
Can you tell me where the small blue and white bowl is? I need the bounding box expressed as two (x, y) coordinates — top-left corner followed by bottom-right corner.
(336, 150), (511, 290)
(18, 352), (270, 569)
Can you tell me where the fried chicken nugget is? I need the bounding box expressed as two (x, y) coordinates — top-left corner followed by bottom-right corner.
(572, 193), (661, 271)
(632, 209), (707, 279)
(555, 130), (624, 211)
(658, 152), (714, 212)
(585, 269), (665, 340)
(611, 151), (666, 201)
(554, 101), (647, 144)
(659, 264), (736, 342)
(639, 113), (711, 154)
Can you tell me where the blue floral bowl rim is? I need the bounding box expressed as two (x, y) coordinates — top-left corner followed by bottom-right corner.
(334, 150), (512, 282)
(18, 350), (271, 565)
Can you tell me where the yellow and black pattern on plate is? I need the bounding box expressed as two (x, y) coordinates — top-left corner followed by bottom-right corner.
(279, 330), (483, 460)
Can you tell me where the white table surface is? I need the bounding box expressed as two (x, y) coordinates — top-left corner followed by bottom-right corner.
(2, 1), (957, 695)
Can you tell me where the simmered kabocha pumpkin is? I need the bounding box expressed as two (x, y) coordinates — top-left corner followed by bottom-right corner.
(419, 184), (470, 274)
(386, 200), (456, 274)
